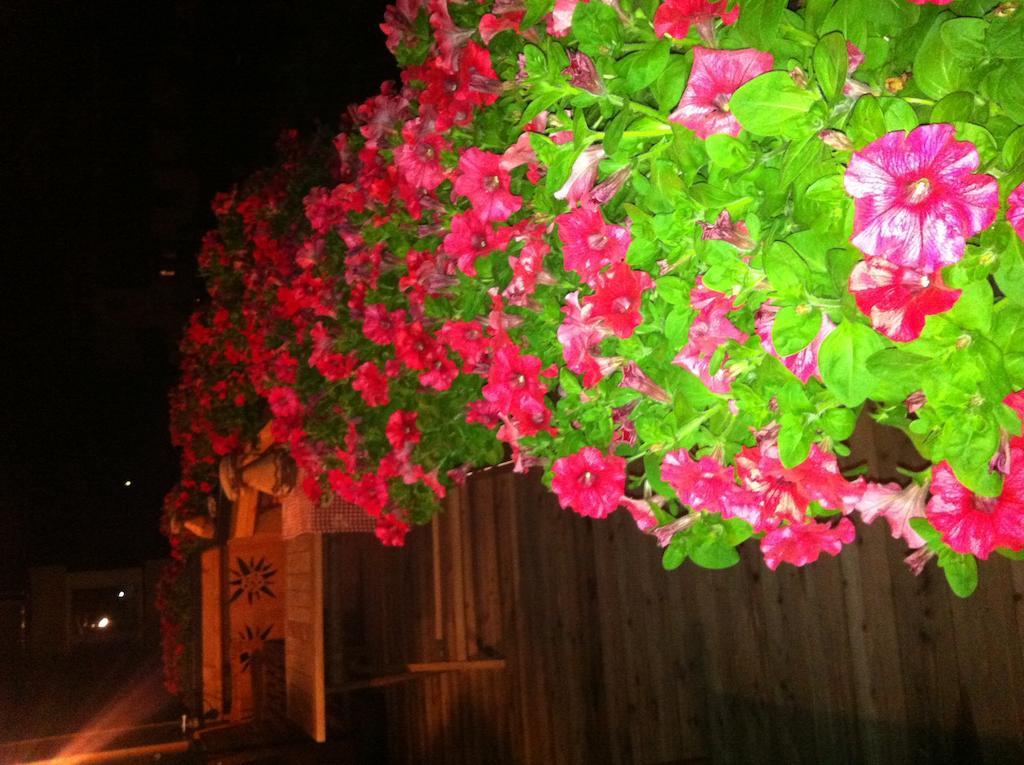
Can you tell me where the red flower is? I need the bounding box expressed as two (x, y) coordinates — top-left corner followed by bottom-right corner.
(394, 118), (449, 191)
(662, 450), (763, 526)
(352, 362), (390, 407)
(386, 410), (421, 451)
(653, 0), (740, 41)
(556, 205), (630, 285)
(362, 304), (405, 345)
(584, 263), (654, 338)
(551, 447), (626, 519)
(844, 124), (998, 273)
(554, 145), (605, 207)
(440, 319), (490, 373)
(736, 440), (864, 526)
(669, 46), (773, 139)
(760, 519), (856, 570)
(442, 211), (513, 276)
(375, 514), (410, 547)
(856, 481), (928, 548)
(849, 257), (961, 342)
(452, 148), (521, 223)
(926, 457), (1024, 559)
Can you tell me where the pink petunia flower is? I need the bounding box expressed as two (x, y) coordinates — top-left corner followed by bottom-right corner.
(558, 291), (610, 387)
(855, 481), (928, 548)
(699, 209), (754, 250)
(1008, 183), (1024, 242)
(672, 279), (747, 393)
(551, 446), (626, 519)
(554, 145), (605, 207)
(849, 257), (961, 342)
(926, 456), (1024, 559)
(844, 124), (999, 273)
(584, 263), (654, 338)
(755, 303), (835, 383)
(442, 211), (514, 276)
(736, 440), (864, 526)
(351, 362), (390, 407)
(556, 205), (631, 285)
(760, 518), (856, 570)
(394, 118), (450, 191)
(562, 50), (605, 95)
(653, 0), (740, 42)
(662, 450), (766, 528)
(452, 148), (522, 223)
(669, 46), (774, 140)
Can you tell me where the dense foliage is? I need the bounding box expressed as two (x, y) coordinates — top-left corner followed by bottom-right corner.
(160, 0), (1024, 691)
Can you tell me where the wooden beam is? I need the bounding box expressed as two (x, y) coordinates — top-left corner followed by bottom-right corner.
(230, 487), (259, 539)
(326, 659), (507, 695)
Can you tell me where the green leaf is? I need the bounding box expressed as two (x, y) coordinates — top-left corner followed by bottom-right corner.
(938, 549), (979, 598)
(603, 108), (631, 156)
(819, 321), (886, 407)
(622, 39), (672, 92)
(847, 95), (886, 149)
(731, 72), (821, 139)
(813, 31), (848, 104)
(773, 306), (822, 356)
(987, 11), (1024, 60)
(763, 241), (810, 295)
(651, 55), (690, 114)
(704, 134), (752, 173)
(778, 415), (812, 468)
(572, 2), (623, 57)
(914, 15), (988, 100)
(662, 540), (687, 570)
(1003, 126), (1024, 169)
(931, 92), (975, 123)
(523, 0), (555, 27)
(989, 61), (1024, 123)
(733, 0), (787, 49)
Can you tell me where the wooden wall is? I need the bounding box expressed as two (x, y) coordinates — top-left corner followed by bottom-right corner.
(285, 533), (326, 741)
(324, 430), (1024, 764)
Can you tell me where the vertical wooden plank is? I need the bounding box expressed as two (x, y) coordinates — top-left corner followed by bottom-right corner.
(284, 533), (326, 741)
(200, 547), (223, 718)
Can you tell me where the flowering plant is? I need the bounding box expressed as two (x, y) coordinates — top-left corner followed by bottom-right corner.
(162, 0), (1024, 652)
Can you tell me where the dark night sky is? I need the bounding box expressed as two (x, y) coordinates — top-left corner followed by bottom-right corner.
(0, 0), (397, 586)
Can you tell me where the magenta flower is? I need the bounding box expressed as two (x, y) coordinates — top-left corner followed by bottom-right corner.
(556, 205), (630, 285)
(849, 257), (961, 342)
(673, 279), (747, 393)
(760, 518), (856, 570)
(452, 148), (522, 223)
(662, 450), (764, 526)
(855, 481), (928, 548)
(584, 263), (654, 338)
(653, 0), (740, 42)
(736, 440), (864, 525)
(1008, 183), (1024, 242)
(619, 361), (671, 403)
(844, 124), (999, 273)
(558, 291), (610, 388)
(926, 457), (1024, 559)
(554, 145), (605, 207)
(351, 362), (389, 407)
(551, 446), (627, 519)
(755, 303), (835, 383)
(699, 209), (754, 250)
(562, 50), (605, 95)
(669, 47), (774, 140)
(394, 118), (449, 191)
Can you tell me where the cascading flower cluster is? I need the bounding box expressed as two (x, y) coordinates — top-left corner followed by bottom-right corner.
(160, 0), (1024, 688)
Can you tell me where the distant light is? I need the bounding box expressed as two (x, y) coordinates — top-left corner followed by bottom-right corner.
(96, 617), (111, 629)
(159, 269), (176, 277)
(124, 480), (132, 487)
(117, 590), (126, 599)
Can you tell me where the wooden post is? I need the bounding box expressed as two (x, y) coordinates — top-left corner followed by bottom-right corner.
(200, 547), (223, 718)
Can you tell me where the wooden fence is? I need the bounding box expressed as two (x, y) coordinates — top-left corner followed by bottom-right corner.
(323, 419), (1024, 764)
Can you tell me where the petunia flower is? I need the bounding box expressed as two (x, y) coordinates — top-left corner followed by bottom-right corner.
(584, 263), (654, 338)
(843, 124), (999, 273)
(551, 446), (627, 519)
(699, 209), (754, 250)
(562, 50), (605, 95)
(669, 46), (774, 139)
(452, 148), (522, 223)
(926, 456), (1024, 559)
(558, 291), (610, 387)
(736, 440), (864, 526)
(755, 303), (835, 383)
(1008, 183), (1024, 242)
(351, 362), (390, 407)
(760, 518), (856, 570)
(673, 279), (748, 393)
(556, 204), (631, 285)
(653, 0), (740, 43)
(662, 450), (766, 528)
(554, 145), (606, 207)
(442, 211), (514, 276)
(849, 257), (961, 342)
(855, 481), (928, 548)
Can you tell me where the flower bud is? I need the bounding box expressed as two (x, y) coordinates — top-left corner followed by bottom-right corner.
(562, 50), (605, 95)
(819, 129), (853, 152)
